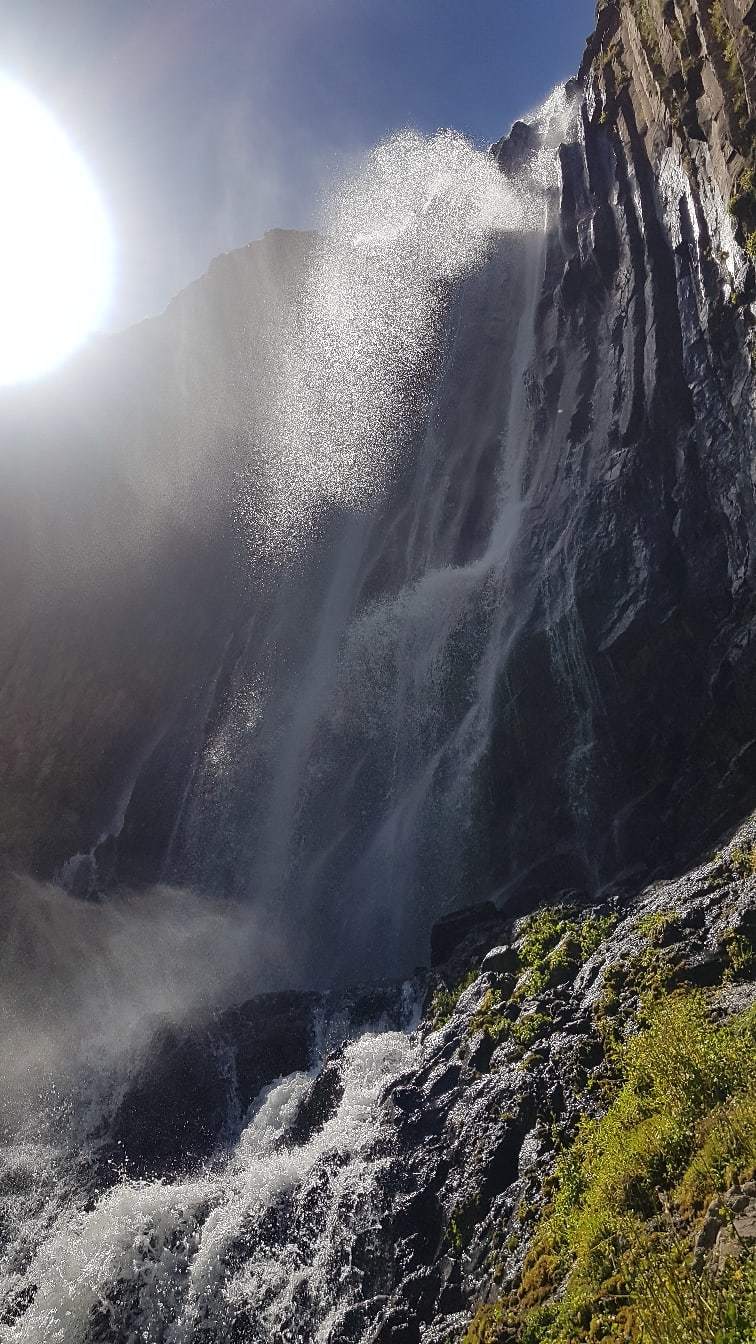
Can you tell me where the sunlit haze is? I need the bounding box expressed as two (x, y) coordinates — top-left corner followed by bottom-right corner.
(4, 0), (595, 329)
(0, 76), (112, 386)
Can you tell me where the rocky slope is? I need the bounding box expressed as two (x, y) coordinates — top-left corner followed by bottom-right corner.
(352, 830), (756, 1342)
(7, 819), (750, 1342)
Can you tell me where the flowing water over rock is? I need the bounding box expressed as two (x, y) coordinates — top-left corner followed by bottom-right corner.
(2, 1023), (419, 1344)
(162, 89), (579, 987)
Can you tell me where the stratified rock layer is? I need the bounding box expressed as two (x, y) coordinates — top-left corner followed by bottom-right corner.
(476, 0), (756, 909)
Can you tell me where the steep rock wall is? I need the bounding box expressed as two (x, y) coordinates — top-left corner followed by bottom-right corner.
(0, 229), (314, 876)
(477, 0), (756, 903)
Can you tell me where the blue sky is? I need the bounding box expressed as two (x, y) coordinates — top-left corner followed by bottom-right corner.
(6, 0), (596, 328)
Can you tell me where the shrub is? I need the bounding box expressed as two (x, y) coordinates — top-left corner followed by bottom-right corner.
(430, 968), (478, 1028)
(729, 842), (756, 879)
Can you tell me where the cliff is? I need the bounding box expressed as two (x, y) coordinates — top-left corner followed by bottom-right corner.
(478, 0), (756, 908)
(0, 3), (755, 1340)
(3, 5), (756, 983)
(0, 228), (314, 879)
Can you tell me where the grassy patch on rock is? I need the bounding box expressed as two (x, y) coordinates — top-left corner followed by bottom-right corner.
(430, 968), (479, 1028)
(462, 990), (756, 1344)
(516, 908), (618, 999)
(460, 908), (618, 1058)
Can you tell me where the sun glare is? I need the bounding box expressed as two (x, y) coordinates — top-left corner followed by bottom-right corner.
(0, 77), (113, 387)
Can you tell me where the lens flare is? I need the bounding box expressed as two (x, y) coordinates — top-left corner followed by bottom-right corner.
(0, 77), (112, 386)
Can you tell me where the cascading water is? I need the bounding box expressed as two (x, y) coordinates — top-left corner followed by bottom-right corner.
(246, 125), (543, 551)
(2, 1005), (419, 1344)
(1, 88), (578, 1343)
(167, 87), (578, 986)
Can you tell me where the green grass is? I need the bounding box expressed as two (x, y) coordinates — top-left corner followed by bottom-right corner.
(430, 968), (479, 1028)
(729, 843), (756, 880)
(462, 991), (756, 1344)
(465, 908), (618, 1054)
(516, 908), (618, 999)
(635, 910), (675, 943)
(470, 986), (513, 1043)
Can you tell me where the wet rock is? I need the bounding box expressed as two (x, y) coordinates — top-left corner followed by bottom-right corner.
(101, 990), (318, 1177)
(491, 119), (542, 175)
(218, 990), (318, 1115)
(480, 944), (518, 975)
(302, 835), (756, 1341)
(430, 903), (500, 968)
(103, 1020), (228, 1178)
(287, 1053), (344, 1147)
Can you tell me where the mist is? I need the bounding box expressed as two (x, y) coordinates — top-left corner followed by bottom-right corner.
(0, 874), (285, 1124)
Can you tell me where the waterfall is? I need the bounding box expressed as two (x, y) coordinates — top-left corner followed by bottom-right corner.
(0, 88), (578, 1343)
(167, 87), (578, 986)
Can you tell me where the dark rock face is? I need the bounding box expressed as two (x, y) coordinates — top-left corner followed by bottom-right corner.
(103, 1020), (231, 1178)
(429, 903), (501, 968)
(491, 120), (541, 175)
(479, 0), (756, 911)
(99, 992), (318, 1179)
(286, 1053), (345, 1148)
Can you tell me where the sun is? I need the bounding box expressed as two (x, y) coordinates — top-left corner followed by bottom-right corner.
(0, 77), (113, 387)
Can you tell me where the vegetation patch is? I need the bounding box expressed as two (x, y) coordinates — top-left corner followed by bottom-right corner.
(728, 842), (756, 880)
(431, 968), (479, 1028)
(464, 909), (619, 1058)
(470, 987), (515, 1044)
(462, 991), (756, 1344)
(516, 908), (617, 999)
(449, 1196), (481, 1253)
(635, 909), (675, 943)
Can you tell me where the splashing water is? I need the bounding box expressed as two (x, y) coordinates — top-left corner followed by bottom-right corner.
(172, 87), (580, 985)
(3, 1028), (419, 1344)
(245, 112), (565, 554)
